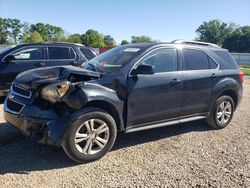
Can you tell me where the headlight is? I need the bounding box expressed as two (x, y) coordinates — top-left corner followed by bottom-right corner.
(40, 81), (70, 103)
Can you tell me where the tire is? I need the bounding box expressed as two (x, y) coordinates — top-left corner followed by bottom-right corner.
(62, 107), (117, 163)
(206, 95), (235, 129)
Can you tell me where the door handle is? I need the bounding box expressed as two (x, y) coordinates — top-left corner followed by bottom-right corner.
(211, 73), (217, 79)
(70, 61), (78, 66)
(170, 78), (181, 86)
(34, 62), (45, 66)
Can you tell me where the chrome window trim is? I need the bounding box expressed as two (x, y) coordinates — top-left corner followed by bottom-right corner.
(208, 55), (220, 70)
(11, 84), (32, 99)
(5, 97), (25, 115)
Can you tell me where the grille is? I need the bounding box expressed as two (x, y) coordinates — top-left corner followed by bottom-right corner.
(6, 98), (25, 114)
(12, 85), (31, 98)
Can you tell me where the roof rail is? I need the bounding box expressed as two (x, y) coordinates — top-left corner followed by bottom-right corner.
(34, 42), (85, 46)
(171, 40), (221, 48)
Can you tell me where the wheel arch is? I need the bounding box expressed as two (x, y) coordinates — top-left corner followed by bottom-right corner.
(218, 89), (238, 109)
(211, 78), (241, 112)
(84, 100), (125, 131)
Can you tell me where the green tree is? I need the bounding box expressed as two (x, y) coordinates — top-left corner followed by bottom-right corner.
(121, 40), (129, 45)
(196, 19), (250, 52)
(10, 19), (23, 43)
(223, 26), (250, 52)
(67, 33), (82, 43)
(82, 29), (106, 47)
(238, 26), (250, 52)
(46, 24), (64, 41)
(131, 35), (153, 43)
(0, 17), (4, 43)
(104, 35), (116, 46)
(27, 31), (43, 43)
(30, 23), (49, 41)
(21, 22), (32, 43)
(0, 18), (11, 44)
(30, 23), (65, 41)
(195, 19), (235, 46)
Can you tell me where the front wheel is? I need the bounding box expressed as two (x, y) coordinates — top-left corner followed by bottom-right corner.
(206, 95), (235, 129)
(62, 108), (117, 163)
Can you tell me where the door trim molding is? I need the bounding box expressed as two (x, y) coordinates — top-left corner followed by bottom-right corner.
(125, 115), (206, 133)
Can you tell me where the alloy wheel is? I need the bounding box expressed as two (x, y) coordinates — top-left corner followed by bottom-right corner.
(216, 101), (232, 125)
(74, 119), (110, 155)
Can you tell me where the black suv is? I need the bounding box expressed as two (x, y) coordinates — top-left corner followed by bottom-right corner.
(4, 40), (243, 163)
(0, 42), (97, 96)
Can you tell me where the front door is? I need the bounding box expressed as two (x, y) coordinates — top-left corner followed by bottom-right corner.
(126, 48), (182, 128)
(0, 46), (45, 89)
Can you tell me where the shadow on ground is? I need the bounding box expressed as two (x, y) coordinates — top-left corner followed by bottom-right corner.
(0, 120), (213, 174)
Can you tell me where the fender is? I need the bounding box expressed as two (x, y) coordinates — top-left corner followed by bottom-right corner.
(82, 82), (125, 130)
(210, 77), (242, 112)
(62, 82), (125, 129)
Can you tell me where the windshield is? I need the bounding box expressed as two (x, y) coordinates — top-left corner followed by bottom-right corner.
(85, 46), (143, 73)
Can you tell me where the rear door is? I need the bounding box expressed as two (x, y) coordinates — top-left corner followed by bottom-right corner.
(179, 48), (219, 116)
(47, 46), (77, 67)
(0, 46), (45, 89)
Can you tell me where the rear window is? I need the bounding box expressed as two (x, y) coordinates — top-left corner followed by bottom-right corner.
(48, 47), (75, 60)
(80, 48), (96, 60)
(183, 49), (209, 70)
(213, 51), (238, 69)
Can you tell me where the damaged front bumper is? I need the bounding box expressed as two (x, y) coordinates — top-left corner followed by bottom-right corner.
(4, 91), (72, 146)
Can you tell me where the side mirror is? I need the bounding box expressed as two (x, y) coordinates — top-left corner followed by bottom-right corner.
(131, 64), (155, 75)
(4, 55), (15, 63)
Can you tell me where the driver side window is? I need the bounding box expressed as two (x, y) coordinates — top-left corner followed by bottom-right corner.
(138, 48), (177, 73)
(8, 47), (44, 61)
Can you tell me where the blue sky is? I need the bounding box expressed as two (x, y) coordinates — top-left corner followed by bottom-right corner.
(0, 0), (249, 43)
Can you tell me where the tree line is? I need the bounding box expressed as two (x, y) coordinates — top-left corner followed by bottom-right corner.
(0, 17), (249, 52)
(0, 17), (156, 47)
(0, 17), (116, 47)
(196, 19), (250, 53)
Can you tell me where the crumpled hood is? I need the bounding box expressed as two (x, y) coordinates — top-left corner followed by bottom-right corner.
(14, 66), (100, 91)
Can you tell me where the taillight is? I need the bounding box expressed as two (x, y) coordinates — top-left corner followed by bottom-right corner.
(239, 71), (244, 83)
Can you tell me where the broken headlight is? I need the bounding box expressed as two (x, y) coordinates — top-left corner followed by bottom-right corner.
(40, 81), (70, 103)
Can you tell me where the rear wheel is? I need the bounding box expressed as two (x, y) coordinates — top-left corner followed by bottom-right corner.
(206, 95), (234, 129)
(62, 108), (117, 163)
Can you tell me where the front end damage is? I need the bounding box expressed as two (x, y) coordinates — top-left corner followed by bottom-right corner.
(4, 66), (124, 146)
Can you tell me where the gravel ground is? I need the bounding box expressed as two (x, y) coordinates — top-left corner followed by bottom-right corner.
(0, 83), (250, 187)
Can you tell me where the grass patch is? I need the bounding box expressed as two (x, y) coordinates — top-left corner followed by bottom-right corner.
(241, 69), (250, 75)
(240, 64), (250, 69)
(240, 64), (250, 75)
